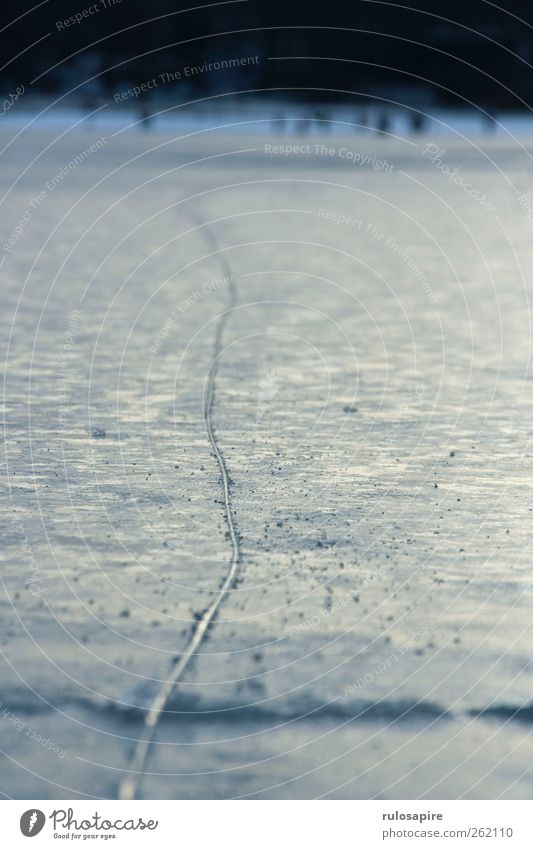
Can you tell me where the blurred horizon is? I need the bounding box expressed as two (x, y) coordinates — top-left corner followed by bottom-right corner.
(2, 0), (533, 115)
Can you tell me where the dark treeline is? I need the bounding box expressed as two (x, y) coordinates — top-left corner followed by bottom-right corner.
(1, 0), (533, 109)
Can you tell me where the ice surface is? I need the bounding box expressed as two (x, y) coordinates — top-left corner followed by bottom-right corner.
(2, 122), (533, 798)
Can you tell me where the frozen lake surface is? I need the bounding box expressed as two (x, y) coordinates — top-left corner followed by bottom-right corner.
(2, 121), (533, 799)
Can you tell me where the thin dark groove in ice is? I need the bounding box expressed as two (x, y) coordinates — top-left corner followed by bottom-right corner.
(118, 213), (241, 800)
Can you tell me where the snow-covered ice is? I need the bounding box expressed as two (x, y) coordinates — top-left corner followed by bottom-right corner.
(2, 120), (533, 798)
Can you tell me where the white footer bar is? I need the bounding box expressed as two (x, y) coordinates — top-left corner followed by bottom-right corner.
(3, 800), (532, 848)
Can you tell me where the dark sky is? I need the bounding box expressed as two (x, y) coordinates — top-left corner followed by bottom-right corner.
(2, 0), (533, 108)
